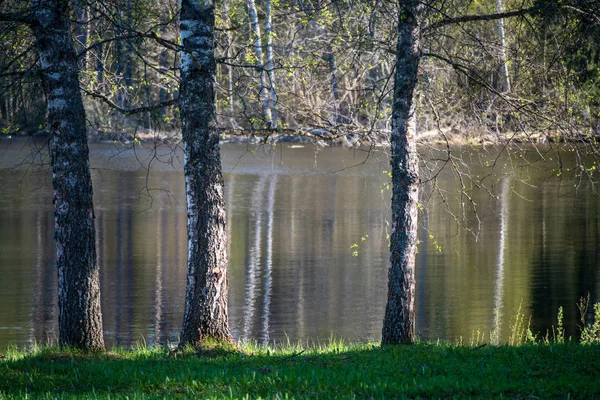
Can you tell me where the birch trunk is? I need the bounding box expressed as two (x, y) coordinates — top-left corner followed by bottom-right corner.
(326, 44), (340, 124)
(123, 3), (134, 107)
(179, 0), (232, 346)
(72, 0), (89, 70)
(0, 94), (7, 121)
(246, 0), (272, 127)
(95, 41), (104, 88)
(381, 0), (422, 345)
(496, 0), (511, 92)
(158, 6), (170, 117)
(31, 0), (104, 350)
(222, 0), (235, 121)
(114, 28), (125, 109)
(264, 0), (277, 129)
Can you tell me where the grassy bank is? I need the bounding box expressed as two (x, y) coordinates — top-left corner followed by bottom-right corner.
(1, 341), (600, 399)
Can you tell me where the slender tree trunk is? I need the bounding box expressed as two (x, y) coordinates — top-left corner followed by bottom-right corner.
(496, 0), (510, 92)
(381, 0), (422, 345)
(11, 86), (18, 120)
(115, 26), (125, 109)
(123, 3), (134, 110)
(158, 8), (170, 118)
(143, 64), (151, 129)
(0, 93), (6, 122)
(227, 46), (235, 120)
(72, 0), (89, 70)
(90, 13), (105, 92)
(30, 0), (104, 351)
(96, 41), (104, 88)
(224, 0), (235, 123)
(227, 47), (235, 124)
(179, 0), (232, 346)
(326, 44), (340, 124)
(246, 0), (271, 127)
(264, 0), (277, 129)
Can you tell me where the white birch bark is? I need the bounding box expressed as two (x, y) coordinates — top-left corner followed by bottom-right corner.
(223, 0), (235, 121)
(247, 0), (272, 127)
(179, 0), (232, 345)
(264, 0), (277, 129)
(496, 0), (511, 92)
(31, 0), (104, 350)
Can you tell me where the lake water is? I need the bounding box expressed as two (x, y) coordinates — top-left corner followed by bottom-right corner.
(1, 138), (599, 349)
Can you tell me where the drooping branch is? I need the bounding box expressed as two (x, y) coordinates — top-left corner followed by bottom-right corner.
(425, 7), (536, 31)
(75, 21), (182, 59)
(82, 88), (178, 115)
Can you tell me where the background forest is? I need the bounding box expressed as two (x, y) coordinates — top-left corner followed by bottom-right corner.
(1, 0), (598, 143)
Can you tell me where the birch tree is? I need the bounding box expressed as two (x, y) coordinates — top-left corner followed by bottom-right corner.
(0, 0), (105, 350)
(246, 0), (272, 127)
(381, 0), (546, 344)
(381, 0), (423, 344)
(264, 0), (277, 129)
(496, 0), (510, 92)
(178, 0), (233, 346)
(33, 0), (105, 350)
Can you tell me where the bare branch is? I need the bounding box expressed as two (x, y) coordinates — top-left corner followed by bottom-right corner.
(425, 7), (536, 31)
(82, 88), (178, 115)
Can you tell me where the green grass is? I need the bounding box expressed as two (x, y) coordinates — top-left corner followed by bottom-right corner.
(1, 340), (600, 399)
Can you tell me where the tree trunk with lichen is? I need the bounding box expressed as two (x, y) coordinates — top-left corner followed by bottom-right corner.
(381, 0), (422, 345)
(178, 0), (232, 346)
(30, 0), (104, 351)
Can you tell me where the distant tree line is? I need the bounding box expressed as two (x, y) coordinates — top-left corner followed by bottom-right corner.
(1, 0), (598, 140)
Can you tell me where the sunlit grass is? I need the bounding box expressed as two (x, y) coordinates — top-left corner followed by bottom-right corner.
(2, 339), (600, 399)
(3, 305), (600, 398)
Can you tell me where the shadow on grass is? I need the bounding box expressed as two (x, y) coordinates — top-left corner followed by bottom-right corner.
(2, 343), (600, 398)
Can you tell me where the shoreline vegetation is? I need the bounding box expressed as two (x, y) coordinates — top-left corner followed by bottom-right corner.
(3, 126), (599, 148)
(1, 340), (600, 398)
(2, 302), (600, 398)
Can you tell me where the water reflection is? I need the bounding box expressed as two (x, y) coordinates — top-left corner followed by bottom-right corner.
(237, 174), (278, 344)
(31, 207), (55, 345)
(0, 141), (600, 349)
(241, 176), (267, 341)
(263, 175), (276, 344)
(492, 177), (509, 344)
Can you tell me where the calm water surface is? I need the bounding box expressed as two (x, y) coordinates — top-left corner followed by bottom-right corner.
(0, 138), (599, 349)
